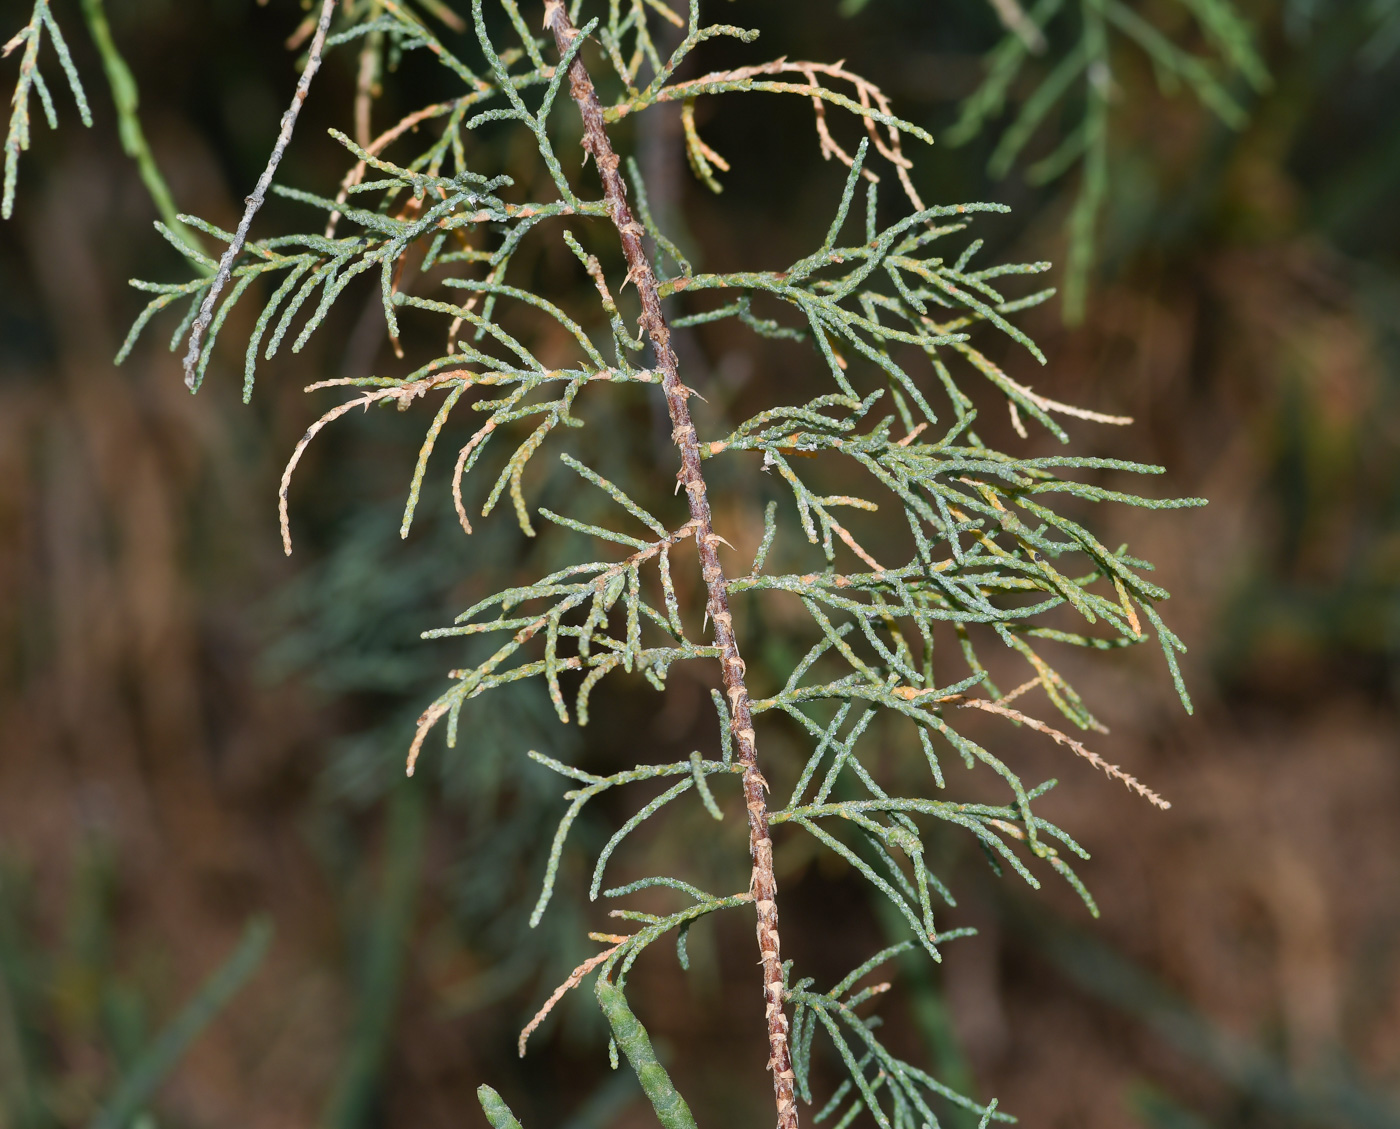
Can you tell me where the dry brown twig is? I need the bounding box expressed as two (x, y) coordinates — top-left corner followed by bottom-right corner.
(279, 373), (462, 554)
(828, 517), (887, 574)
(887, 675), (1168, 806)
(615, 58), (926, 211)
(947, 694), (1171, 809)
(996, 676), (1042, 706)
(518, 939), (627, 1056)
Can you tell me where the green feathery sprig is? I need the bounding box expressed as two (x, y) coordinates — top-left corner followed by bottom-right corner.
(111, 2), (1202, 1125)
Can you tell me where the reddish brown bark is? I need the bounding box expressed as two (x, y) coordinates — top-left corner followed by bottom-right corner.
(543, 5), (797, 1126)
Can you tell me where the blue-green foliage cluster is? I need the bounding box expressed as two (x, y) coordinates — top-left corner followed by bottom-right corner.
(48, 1), (1203, 1125)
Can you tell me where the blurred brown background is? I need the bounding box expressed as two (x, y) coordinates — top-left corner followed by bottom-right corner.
(0, 1), (1397, 1128)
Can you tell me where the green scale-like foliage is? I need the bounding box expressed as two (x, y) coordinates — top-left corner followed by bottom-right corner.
(99, 1), (1202, 1126)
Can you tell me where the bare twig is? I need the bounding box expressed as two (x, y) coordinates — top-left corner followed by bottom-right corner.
(179, 0), (336, 389)
(545, 6), (798, 1125)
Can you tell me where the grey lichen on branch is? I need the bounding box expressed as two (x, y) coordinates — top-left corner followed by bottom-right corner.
(178, 0), (336, 390)
(542, 4), (798, 1125)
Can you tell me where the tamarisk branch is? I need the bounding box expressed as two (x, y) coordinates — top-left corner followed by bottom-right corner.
(543, 5), (798, 1126)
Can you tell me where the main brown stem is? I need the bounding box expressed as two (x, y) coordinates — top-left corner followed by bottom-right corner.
(544, 6), (796, 1126)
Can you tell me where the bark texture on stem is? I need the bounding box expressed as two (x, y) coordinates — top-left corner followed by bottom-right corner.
(543, 5), (797, 1126)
